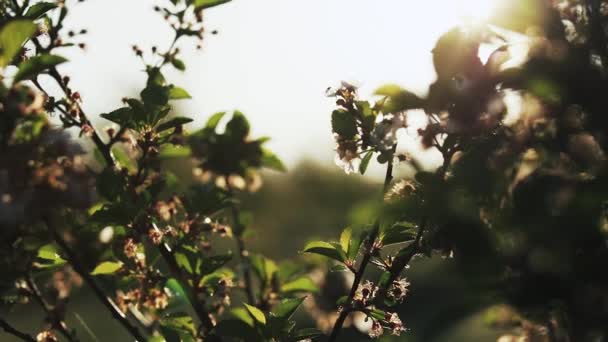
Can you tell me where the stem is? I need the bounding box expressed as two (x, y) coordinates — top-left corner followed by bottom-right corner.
(0, 318), (35, 342)
(374, 140), (453, 304)
(155, 241), (217, 336)
(24, 274), (78, 342)
(226, 185), (256, 306)
(45, 219), (147, 342)
(328, 144), (396, 342)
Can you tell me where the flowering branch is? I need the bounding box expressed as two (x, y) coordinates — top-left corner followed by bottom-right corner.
(327, 144), (397, 342)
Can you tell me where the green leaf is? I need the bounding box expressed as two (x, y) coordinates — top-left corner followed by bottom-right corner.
(160, 314), (196, 338)
(280, 277), (318, 294)
(37, 244), (60, 260)
(194, 0), (232, 10)
(271, 297), (306, 320)
(250, 254), (278, 286)
(91, 261), (123, 275)
(0, 20), (37, 67)
(24, 2), (57, 19)
(345, 226), (369, 260)
(165, 278), (190, 309)
(15, 54), (67, 82)
(100, 107), (133, 128)
(96, 169), (126, 201)
(260, 148), (286, 172)
(141, 84), (170, 109)
(159, 144), (192, 158)
(374, 83), (406, 97)
(380, 221), (417, 246)
(375, 83), (424, 112)
(244, 303), (267, 325)
(302, 241), (345, 263)
(225, 111), (250, 139)
(168, 86), (191, 100)
(205, 112), (226, 130)
(174, 252), (193, 274)
(331, 109), (357, 139)
(230, 307), (255, 327)
(157, 117), (193, 132)
(359, 151), (373, 175)
(171, 58), (186, 71)
(339, 227), (352, 256)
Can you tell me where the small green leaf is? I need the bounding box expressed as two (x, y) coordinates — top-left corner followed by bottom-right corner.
(168, 86), (191, 100)
(375, 84), (424, 112)
(100, 107), (133, 128)
(381, 221), (417, 246)
(271, 297), (305, 320)
(359, 151), (373, 175)
(244, 303), (266, 325)
(205, 111), (226, 130)
(91, 261), (123, 275)
(174, 252), (193, 274)
(374, 83), (405, 97)
(260, 149), (286, 172)
(159, 144), (192, 158)
(250, 254), (278, 286)
(225, 111), (250, 139)
(339, 227), (352, 256)
(331, 109), (357, 139)
(24, 2), (57, 19)
(280, 277), (318, 294)
(302, 241), (345, 263)
(157, 117), (193, 132)
(37, 244), (64, 262)
(0, 20), (37, 67)
(171, 58), (186, 71)
(194, 0), (232, 10)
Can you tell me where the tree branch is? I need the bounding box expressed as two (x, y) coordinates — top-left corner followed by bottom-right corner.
(226, 185), (256, 306)
(24, 274), (78, 342)
(0, 318), (35, 342)
(328, 144), (397, 342)
(45, 218), (147, 342)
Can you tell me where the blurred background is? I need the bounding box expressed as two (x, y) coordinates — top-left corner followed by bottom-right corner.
(3, 0), (523, 340)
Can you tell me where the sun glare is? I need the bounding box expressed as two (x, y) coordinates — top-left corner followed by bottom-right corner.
(457, 0), (502, 22)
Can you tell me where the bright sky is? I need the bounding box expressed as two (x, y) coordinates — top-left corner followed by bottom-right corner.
(59, 0), (504, 175)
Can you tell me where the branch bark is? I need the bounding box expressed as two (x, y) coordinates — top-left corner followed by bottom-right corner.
(0, 318), (35, 342)
(45, 218), (147, 342)
(327, 144), (397, 342)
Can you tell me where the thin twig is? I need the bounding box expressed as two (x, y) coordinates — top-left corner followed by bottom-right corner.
(0, 318), (36, 342)
(24, 274), (78, 342)
(328, 144), (397, 342)
(45, 218), (147, 342)
(226, 184), (256, 306)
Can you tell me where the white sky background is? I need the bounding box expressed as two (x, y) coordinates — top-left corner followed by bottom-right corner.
(58, 0), (504, 177)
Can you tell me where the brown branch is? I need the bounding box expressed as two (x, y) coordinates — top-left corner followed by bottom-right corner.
(45, 218), (147, 342)
(328, 144), (397, 342)
(226, 185), (256, 306)
(24, 274), (78, 342)
(0, 318), (35, 342)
